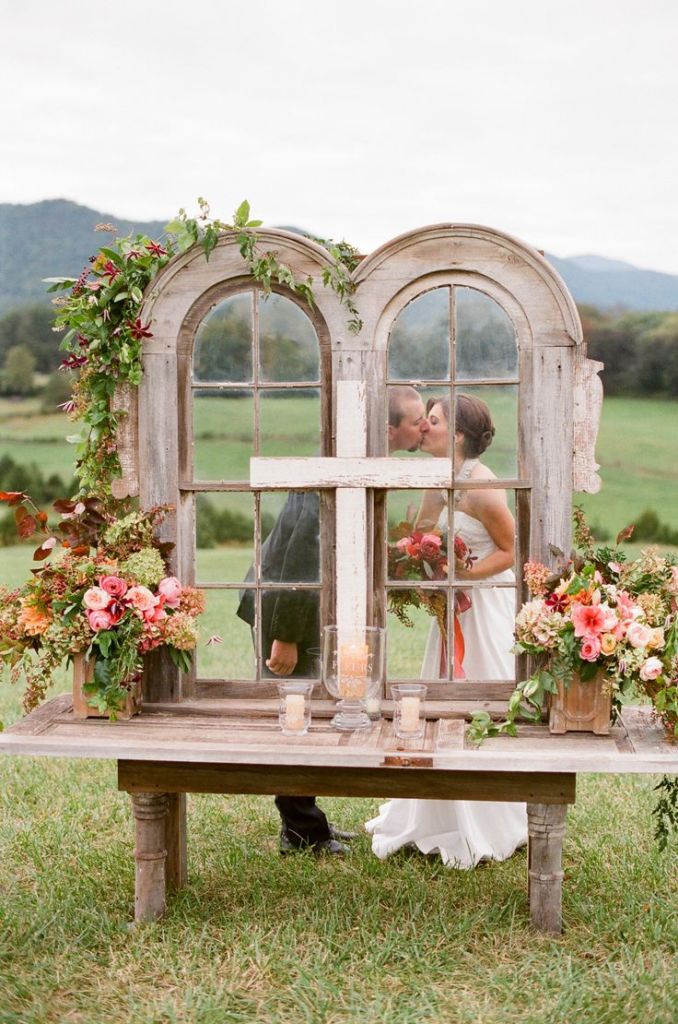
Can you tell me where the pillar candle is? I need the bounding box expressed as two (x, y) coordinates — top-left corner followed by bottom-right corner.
(285, 693), (306, 731)
(399, 696), (421, 733)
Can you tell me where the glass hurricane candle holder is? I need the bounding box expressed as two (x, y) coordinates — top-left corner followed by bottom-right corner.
(322, 625), (385, 731)
(277, 680), (314, 736)
(392, 683), (427, 741)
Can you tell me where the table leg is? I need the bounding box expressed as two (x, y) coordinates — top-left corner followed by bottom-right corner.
(166, 792), (188, 892)
(131, 792), (168, 922)
(527, 802), (567, 934)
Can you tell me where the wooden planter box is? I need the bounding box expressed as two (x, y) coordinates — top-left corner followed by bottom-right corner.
(549, 670), (611, 735)
(72, 653), (141, 720)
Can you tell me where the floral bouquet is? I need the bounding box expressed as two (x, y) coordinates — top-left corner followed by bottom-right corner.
(387, 519), (475, 676)
(0, 495), (204, 718)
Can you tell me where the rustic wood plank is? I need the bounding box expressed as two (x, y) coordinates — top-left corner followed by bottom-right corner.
(251, 458), (529, 489)
(620, 706), (674, 756)
(131, 792), (168, 922)
(5, 692), (73, 734)
(165, 793), (187, 893)
(118, 761), (576, 803)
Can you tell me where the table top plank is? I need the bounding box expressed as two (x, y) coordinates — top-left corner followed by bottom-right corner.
(1, 695), (676, 775)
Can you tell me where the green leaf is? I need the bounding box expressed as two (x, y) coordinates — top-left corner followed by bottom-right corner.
(234, 199), (251, 227)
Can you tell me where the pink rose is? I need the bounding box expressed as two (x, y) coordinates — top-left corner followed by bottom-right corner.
(144, 604), (167, 624)
(157, 576), (182, 608)
(571, 603), (607, 638)
(639, 657), (663, 681)
(396, 537), (411, 551)
(99, 575), (128, 599)
(580, 635), (602, 662)
(420, 533), (442, 549)
(615, 590), (639, 622)
(88, 609), (112, 632)
(626, 622), (652, 649)
(125, 585), (158, 612)
(83, 586), (110, 611)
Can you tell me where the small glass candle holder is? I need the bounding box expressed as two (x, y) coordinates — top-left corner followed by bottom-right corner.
(322, 625), (385, 731)
(277, 680), (314, 736)
(391, 683), (427, 741)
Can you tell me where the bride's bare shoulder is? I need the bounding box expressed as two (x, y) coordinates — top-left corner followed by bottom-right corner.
(469, 461), (496, 482)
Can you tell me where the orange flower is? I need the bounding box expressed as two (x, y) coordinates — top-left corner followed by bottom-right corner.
(571, 588), (593, 606)
(19, 599), (52, 636)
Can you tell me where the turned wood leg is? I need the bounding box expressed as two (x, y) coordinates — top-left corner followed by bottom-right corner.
(527, 802), (568, 935)
(131, 792), (168, 922)
(165, 793), (188, 892)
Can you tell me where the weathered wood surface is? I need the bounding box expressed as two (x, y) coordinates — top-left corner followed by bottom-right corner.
(527, 803), (568, 934)
(2, 697), (676, 775)
(251, 458), (530, 490)
(131, 792), (168, 922)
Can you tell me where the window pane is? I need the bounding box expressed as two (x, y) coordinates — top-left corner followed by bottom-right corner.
(388, 288), (450, 381)
(260, 589), (321, 676)
(259, 293), (320, 383)
(260, 491), (320, 584)
(387, 385), (446, 459)
(454, 385), (518, 478)
(387, 597), (440, 680)
(259, 388), (320, 457)
(196, 589), (255, 679)
(193, 389), (253, 480)
(193, 293), (253, 384)
(455, 287), (518, 381)
(196, 493), (254, 583)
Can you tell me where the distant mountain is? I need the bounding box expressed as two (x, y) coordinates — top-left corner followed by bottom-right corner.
(545, 253), (678, 311)
(2, 200), (678, 314)
(0, 199), (166, 313)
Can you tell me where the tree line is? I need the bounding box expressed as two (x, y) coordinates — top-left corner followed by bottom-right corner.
(2, 301), (678, 398)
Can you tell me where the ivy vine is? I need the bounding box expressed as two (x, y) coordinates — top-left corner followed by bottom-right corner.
(48, 198), (363, 500)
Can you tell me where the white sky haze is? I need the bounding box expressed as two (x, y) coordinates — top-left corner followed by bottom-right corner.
(2, 0), (677, 271)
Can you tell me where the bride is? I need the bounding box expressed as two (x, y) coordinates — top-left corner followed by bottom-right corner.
(366, 394), (528, 867)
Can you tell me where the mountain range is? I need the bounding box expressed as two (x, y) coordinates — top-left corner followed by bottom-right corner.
(2, 199), (678, 314)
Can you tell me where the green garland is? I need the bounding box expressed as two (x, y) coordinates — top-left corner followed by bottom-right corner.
(49, 198), (362, 499)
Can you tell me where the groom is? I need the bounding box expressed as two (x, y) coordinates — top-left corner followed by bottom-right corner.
(238, 385), (429, 854)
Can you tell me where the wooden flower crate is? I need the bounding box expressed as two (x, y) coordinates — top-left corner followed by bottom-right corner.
(71, 654), (141, 720)
(549, 671), (611, 735)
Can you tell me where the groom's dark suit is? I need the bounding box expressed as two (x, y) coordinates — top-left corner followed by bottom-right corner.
(236, 490), (328, 846)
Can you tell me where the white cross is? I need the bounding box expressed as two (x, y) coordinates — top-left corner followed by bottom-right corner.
(250, 381), (454, 635)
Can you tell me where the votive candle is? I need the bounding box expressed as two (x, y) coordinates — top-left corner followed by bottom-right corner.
(399, 695), (421, 733)
(285, 693), (306, 732)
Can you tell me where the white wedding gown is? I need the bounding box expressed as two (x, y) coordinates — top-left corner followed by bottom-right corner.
(366, 504), (528, 868)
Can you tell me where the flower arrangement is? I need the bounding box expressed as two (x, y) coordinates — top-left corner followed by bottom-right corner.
(0, 496), (204, 718)
(467, 510), (678, 845)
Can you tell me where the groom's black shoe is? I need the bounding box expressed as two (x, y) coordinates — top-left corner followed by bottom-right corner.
(279, 829), (349, 856)
(329, 824), (359, 842)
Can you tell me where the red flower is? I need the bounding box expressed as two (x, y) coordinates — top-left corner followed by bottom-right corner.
(57, 400), (76, 413)
(101, 260), (121, 284)
(128, 317), (153, 341)
(125, 249), (142, 261)
(59, 354), (88, 371)
(145, 241), (167, 257)
(545, 592), (569, 613)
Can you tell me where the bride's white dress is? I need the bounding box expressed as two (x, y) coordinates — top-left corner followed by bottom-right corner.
(366, 501), (528, 868)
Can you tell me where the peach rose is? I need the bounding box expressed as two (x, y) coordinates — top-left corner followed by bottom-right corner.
(647, 628), (665, 650)
(157, 576), (182, 608)
(626, 622), (652, 649)
(125, 585), (157, 612)
(99, 575), (127, 599)
(88, 609), (112, 632)
(83, 586), (110, 611)
(580, 635), (602, 661)
(600, 633), (617, 655)
(639, 657), (663, 682)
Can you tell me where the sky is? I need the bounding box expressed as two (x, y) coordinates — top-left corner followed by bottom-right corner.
(2, 0), (677, 271)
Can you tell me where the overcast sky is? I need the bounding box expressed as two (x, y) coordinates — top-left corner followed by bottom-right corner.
(2, 0), (677, 271)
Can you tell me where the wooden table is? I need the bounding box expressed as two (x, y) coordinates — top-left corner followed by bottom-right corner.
(1, 696), (676, 934)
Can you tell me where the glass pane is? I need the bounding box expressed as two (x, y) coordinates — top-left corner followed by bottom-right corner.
(196, 493), (254, 583)
(196, 589), (255, 679)
(456, 287), (518, 381)
(388, 288), (450, 381)
(259, 388), (320, 457)
(453, 385), (518, 478)
(193, 389), (253, 480)
(260, 588), (321, 677)
(193, 293), (253, 384)
(387, 597), (439, 679)
(261, 491), (320, 584)
(259, 293), (320, 383)
(387, 385), (443, 458)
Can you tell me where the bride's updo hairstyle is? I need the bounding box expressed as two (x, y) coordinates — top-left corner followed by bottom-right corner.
(425, 394), (496, 458)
